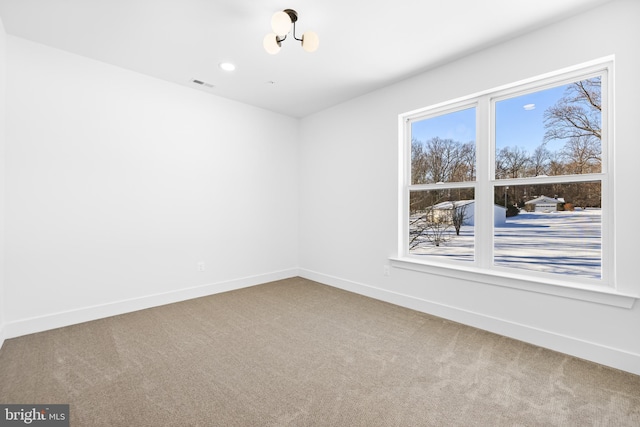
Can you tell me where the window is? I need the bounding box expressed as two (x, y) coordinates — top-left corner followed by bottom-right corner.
(409, 106), (476, 262)
(397, 59), (619, 299)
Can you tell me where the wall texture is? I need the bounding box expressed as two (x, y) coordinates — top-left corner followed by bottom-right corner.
(3, 37), (299, 336)
(298, 0), (640, 374)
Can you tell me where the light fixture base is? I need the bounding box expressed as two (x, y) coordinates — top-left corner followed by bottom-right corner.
(283, 9), (298, 23)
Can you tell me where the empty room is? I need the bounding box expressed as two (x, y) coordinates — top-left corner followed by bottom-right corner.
(0, 0), (638, 425)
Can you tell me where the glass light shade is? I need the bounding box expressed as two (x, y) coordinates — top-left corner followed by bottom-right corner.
(263, 33), (281, 55)
(271, 11), (292, 37)
(301, 31), (319, 53)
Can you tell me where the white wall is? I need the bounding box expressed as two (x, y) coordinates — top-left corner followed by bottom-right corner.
(3, 37), (299, 336)
(0, 15), (6, 348)
(299, 0), (640, 374)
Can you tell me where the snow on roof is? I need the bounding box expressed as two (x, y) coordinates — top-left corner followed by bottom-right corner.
(431, 200), (475, 209)
(525, 195), (560, 205)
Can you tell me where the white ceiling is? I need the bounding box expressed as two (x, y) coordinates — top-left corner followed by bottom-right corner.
(0, 0), (614, 118)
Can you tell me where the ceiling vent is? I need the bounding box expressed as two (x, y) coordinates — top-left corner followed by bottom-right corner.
(189, 78), (215, 90)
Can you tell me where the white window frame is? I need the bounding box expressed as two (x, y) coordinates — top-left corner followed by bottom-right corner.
(393, 57), (637, 308)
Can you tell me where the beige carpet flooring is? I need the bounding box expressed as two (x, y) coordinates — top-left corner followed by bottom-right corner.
(0, 277), (639, 426)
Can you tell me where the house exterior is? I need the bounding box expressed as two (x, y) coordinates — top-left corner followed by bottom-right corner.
(525, 195), (563, 212)
(430, 200), (506, 226)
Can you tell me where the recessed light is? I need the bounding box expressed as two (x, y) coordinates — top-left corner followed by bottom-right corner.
(219, 62), (236, 72)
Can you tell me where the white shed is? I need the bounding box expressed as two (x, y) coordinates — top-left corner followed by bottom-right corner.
(430, 200), (506, 226)
(525, 195), (561, 212)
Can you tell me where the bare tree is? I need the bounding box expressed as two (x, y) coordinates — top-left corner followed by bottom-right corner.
(547, 151), (567, 176)
(412, 137), (476, 184)
(409, 206), (452, 248)
(451, 202), (468, 236)
(457, 141), (476, 182)
(496, 146), (531, 179)
(542, 76), (602, 206)
(544, 77), (601, 142)
(560, 135), (602, 174)
(411, 139), (429, 184)
(409, 192), (455, 249)
(529, 143), (551, 177)
(423, 137), (466, 183)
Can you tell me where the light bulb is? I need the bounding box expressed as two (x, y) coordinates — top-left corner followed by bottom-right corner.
(219, 62), (236, 71)
(271, 11), (292, 37)
(301, 31), (319, 53)
(263, 33), (281, 55)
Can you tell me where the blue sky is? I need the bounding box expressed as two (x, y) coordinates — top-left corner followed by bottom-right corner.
(411, 107), (476, 146)
(411, 84), (570, 154)
(495, 84), (568, 153)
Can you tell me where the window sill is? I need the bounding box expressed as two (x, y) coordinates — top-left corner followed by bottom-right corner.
(389, 257), (638, 309)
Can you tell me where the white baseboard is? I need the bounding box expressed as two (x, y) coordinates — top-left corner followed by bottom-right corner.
(4, 268), (299, 340)
(299, 268), (640, 376)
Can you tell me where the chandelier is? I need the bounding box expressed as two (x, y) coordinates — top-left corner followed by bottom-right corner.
(263, 9), (319, 54)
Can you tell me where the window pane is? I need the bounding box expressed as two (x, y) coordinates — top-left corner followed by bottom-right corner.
(494, 182), (601, 279)
(409, 188), (475, 261)
(411, 108), (476, 184)
(495, 77), (601, 179)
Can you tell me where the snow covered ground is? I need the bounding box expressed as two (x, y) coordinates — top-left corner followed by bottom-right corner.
(410, 208), (601, 279)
